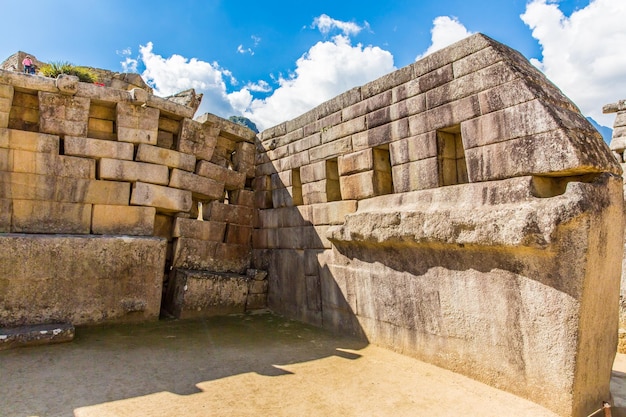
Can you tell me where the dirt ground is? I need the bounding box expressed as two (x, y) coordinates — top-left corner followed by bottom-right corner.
(1, 313), (623, 417)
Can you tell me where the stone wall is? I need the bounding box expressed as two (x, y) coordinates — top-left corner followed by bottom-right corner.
(0, 69), (262, 326)
(253, 34), (623, 417)
(604, 99), (626, 354)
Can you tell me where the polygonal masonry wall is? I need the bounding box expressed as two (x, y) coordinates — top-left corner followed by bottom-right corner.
(254, 34), (623, 417)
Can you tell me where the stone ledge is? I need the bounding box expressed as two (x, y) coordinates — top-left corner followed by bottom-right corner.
(0, 323), (74, 350)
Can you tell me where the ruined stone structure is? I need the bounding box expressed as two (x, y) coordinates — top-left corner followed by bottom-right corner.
(0, 34), (622, 417)
(0, 68), (264, 326)
(604, 99), (626, 354)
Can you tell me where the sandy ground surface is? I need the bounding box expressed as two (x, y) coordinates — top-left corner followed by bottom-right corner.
(0, 313), (623, 417)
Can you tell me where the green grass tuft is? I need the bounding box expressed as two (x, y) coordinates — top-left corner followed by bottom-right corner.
(39, 61), (98, 83)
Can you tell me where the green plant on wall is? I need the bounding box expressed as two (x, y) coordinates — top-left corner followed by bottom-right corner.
(39, 61), (98, 83)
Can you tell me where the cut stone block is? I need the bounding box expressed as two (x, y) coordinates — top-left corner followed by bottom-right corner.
(99, 158), (169, 185)
(65, 136), (134, 161)
(0, 171), (130, 205)
(130, 182), (192, 213)
(202, 201), (254, 225)
(169, 169), (225, 201)
(339, 170), (393, 200)
(173, 217), (226, 241)
(136, 144), (196, 172)
(196, 160), (246, 190)
(0, 234), (166, 326)
(0, 128), (59, 153)
(9, 149), (95, 178)
(0, 323), (74, 351)
(91, 205), (156, 236)
(391, 158), (440, 193)
(178, 118), (218, 161)
(311, 201), (358, 225)
(164, 269), (249, 319)
(0, 198), (11, 232)
(38, 92), (89, 137)
(11, 200), (91, 234)
(228, 189), (255, 207)
(116, 102), (159, 145)
(225, 224), (252, 245)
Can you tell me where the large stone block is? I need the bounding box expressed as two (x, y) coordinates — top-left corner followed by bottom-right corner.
(177, 118), (218, 161)
(169, 169), (225, 201)
(225, 224), (252, 245)
(0, 128), (59, 153)
(38, 92), (89, 137)
(130, 182), (192, 213)
(11, 200), (91, 234)
(202, 201), (254, 225)
(136, 144), (196, 172)
(9, 149), (95, 178)
(164, 269), (249, 319)
(391, 158), (440, 193)
(0, 172), (130, 205)
(116, 102), (159, 145)
(311, 201), (358, 226)
(172, 238), (250, 273)
(0, 198), (11, 232)
(99, 158), (169, 185)
(196, 160), (245, 190)
(173, 217), (226, 242)
(228, 189), (255, 207)
(91, 205), (156, 235)
(339, 170), (393, 200)
(64, 136), (134, 161)
(0, 235), (166, 326)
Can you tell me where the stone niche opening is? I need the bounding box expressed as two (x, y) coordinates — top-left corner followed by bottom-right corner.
(292, 167), (303, 206)
(88, 100), (116, 140)
(325, 158), (342, 201)
(8, 89), (39, 132)
(437, 125), (468, 186)
(372, 146), (393, 195)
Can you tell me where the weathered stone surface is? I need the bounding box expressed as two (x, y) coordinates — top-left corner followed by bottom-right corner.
(91, 205), (156, 235)
(178, 118), (218, 161)
(0, 323), (74, 350)
(11, 200), (91, 234)
(0, 128), (58, 153)
(55, 74), (79, 95)
(203, 201), (254, 225)
(0, 235), (166, 326)
(116, 102), (159, 145)
(7, 149), (95, 178)
(169, 169), (225, 200)
(173, 217), (226, 242)
(65, 135), (134, 161)
(196, 160), (246, 190)
(99, 158), (169, 185)
(38, 92), (89, 137)
(339, 170), (393, 200)
(136, 144), (196, 172)
(163, 269), (249, 319)
(229, 189), (254, 207)
(130, 182), (192, 213)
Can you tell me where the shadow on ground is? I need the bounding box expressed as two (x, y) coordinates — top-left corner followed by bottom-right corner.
(0, 313), (366, 417)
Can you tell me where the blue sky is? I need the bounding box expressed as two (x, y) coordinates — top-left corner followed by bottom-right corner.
(1, 0), (624, 133)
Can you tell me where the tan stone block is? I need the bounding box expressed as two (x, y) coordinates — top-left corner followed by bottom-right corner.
(254, 190), (273, 209)
(89, 103), (115, 120)
(0, 198), (11, 232)
(169, 169), (224, 200)
(338, 149), (374, 176)
(116, 102), (159, 130)
(11, 200), (91, 234)
(178, 118), (219, 161)
(225, 224), (252, 245)
(173, 217), (226, 241)
(99, 158), (169, 185)
(117, 126), (158, 145)
(409, 96), (481, 137)
(321, 116), (366, 143)
(157, 130), (175, 149)
(0, 112), (8, 129)
(195, 160), (245, 190)
(0, 128), (59, 153)
(38, 92), (89, 137)
(0, 84), (14, 100)
(88, 118), (114, 133)
(248, 279), (268, 295)
(92, 205), (156, 235)
(158, 117), (180, 133)
(391, 158), (440, 193)
(228, 189), (254, 207)
(171, 237), (219, 269)
(136, 144), (196, 172)
(213, 242), (251, 274)
(11, 150), (95, 178)
(0, 172), (130, 205)
(130, 182), (193, 213)
(256, 206), (312, 229)
(352, 119), (409, 151)
(309, 137), (352, 163)
(272, 186), (302, 208)
(203, 201), (254, 225)
(339, 170), (393, 200)
(0, 97), (12, 113)
(311, 201), (358, 226)
(64, 136), (134, 161)
(233, 141), (255, 177)
(300, 160), (340, 183)
(390, 132), (437, 165)
(302, 180), (333, 205)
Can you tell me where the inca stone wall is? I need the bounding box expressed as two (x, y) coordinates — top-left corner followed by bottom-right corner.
(0, 69), (263, 326)
(254, 34), (623, 417)
(604, 99), (626, 354)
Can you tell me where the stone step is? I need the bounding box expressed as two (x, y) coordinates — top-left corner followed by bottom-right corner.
(0, 323), (74, 350)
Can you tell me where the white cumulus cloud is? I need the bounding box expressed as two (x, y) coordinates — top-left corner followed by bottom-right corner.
(416, 16), (474, 60)
(312, 14), (365, 37)
(233, 34), (395, 131)
(138, 42), (236, 117)
(521, 0), (626, 127)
